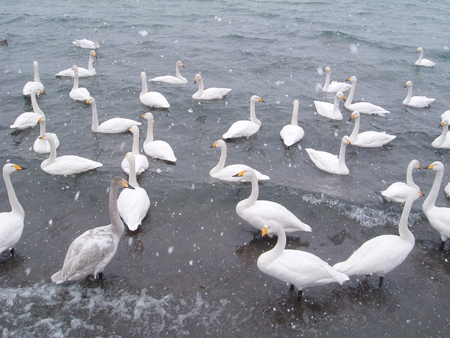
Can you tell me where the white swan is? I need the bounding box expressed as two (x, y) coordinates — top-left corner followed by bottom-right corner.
(209, 140), (270, 182)
(87, 97), (141, 134)
(10, 88), (44, 130)
(192, 73), (231, 100)
(306, 136), (351, 175)
(0, 163), (25, 256)
(445, 182), (450, 198)
(121, 125), (149, 175)
(333, 189), (421, 287)
(422, 161), (450, 250)
(403, 81), (435, 108)
(381, 159), (422, 203)
(349, 111), (396, 147)
(142, 113), (176, 162)
(322, 67), (351, 93)
(51, 176), (130, 284)
(40, 132), (103, 175)
(33, 117), (60, 154)
(56, 51), (96, 77)
(139, 71), (170, 109)
(117, 153), (150, 231)
(73, 28), (100, 49)
(223, 95), (264, 139)
(344, 76), (390, 116)
(280, 99), (305, 146)
(431, 119), (450, 149)
(415, 47), (435, 67)
(234, 168), (312, 233)
(441, 110), (450, 122)
(23, 61), (44, 96)
(314, 91), (345, 121)
(148, 61), (188, 85)
(258, 220), (349, 301)
(69, 65), (91, 102)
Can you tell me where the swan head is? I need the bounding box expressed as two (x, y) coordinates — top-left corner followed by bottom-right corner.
(124, 152), (137, 169)
(336, 91), (345, 101)
(114, 176), (134, 190)
(232, 168), (256, 178)
(261, 220), (283, 237)
(142, 112), (154, 121)
(347, 76), (357, 83)
(128, 125), (139, 134)
(40, 132), (56, 141)
(324, 67), (331, 73)
(3, 163), (25, 174)
(440, 119), (449, 127)
(349, 111), (360, 121)
(251, 95), (264, 103)
(38, 116), (46, 123)
(90, 50), (97, 57)
(86, 97), (95, 104)
(212, 139), (226, 149)
(31, 88), (44, 96)
(416, 47), (423, 53)
(71, 65), (78, 71)
(194, 73), (202, 84)
(427, 161), (444, 172)
(33, 61), (38, 67)
(410, 159), (421, 170)
(177, 61), (185, 68)
(342, 135), (351, 145)
(405, 81), (412, 88)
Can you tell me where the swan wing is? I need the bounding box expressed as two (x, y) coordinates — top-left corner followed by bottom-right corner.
(23, 81), (44, 96)
(345, 102), (389, 116)
(42, 156), (102, 175)
(144, 140), (176, 162)
(326, 81), (351, 93)
(121, 154), (149, 175)
(117, 187), (150, 231)
(211, 164), (270, 182)
(223, 121), (260, 139)
(280, 125), (305, 146)
(139, 92), (170, 108)
(352, 131), (396, 148)
(10, 112), (41, 129)
(314, 101), (342, 121)
(381, 182), (416, 203)
(149, 75), (188, 84)
(70, 88), (91, 102)
(0, 212), (24, 253)
(97, 119), (141, 134)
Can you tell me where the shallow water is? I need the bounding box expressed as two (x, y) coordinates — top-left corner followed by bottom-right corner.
(1, 0), (450, 336)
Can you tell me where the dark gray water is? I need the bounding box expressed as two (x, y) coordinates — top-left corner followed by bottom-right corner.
(1, 0), (450, 336)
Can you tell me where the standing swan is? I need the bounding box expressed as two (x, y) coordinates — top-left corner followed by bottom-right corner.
(10, 88), (44, 130)
(69, 65), (91, 102)
(56, 51), (97, 77)
(0, 163), (25, 256)
(431, 119), (450, 149)
(223, 95), (264, 139)
(280, 99), (305, 146)
(192, 73), (231, 100)
(403, 81), (435, 108)
(142, 113), (176, 162)
(233, 169), (312, 233)
(51, 176), (131, 284)
(344, 76), (390, 116)
(258, 220), (349, 302)
(73, 28), (100, 49)
(117, 153), (150, 231)
(314, 91), (345, 121)
(349, 111), (396, 147)
(40, 133), (103, 175)
(209, 140), (270, 182)
(33, 117), (60, 154)
(333, 189), (422, 287)
(381, 159), (422, 203)
(322, 67), (351, 93)
(149, 61), (188, 85)
(121, 125), (149, 175)
(139, 72), (170, 108)
(415, 47), (435, 67)
(306, 136), (351, 175)
(422, 162), (450, 250)
(23, 61), (44, 96)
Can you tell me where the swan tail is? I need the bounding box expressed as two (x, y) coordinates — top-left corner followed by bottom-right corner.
(326, 264), (350, 284)
(51, 270), (66, 284)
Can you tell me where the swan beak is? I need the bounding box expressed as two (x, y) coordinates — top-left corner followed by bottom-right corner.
(428, 164), (435, 170)
(93, 51), (97, 57)
(39, 135), (45, 140)
(211, 142), (218, 148)
(194, 77), (198, 84)
(86, 99), (91, 104)
(416, 48), (420, 52)
(340, 95), (346, 102)
(346, 77), (352, 82)
(258, 97), (265, 103)
(39, 117), (43, 123)
(39, 89), (44, 95)
(232, 170), (245, 177)
(419, 191), (424, 197)
(128, 127), (133, 132)
(348, 114), (354, 122)
(13, 164), (24, 170)
(440, 121), (445, 127)
(418, 164), (422, 170)
(261, 227), (269, 237)
(405, 83), (410, 88)
(347, 139), (351, 145)
(180, 62), (185, 68)
(121, 180), (135, 190)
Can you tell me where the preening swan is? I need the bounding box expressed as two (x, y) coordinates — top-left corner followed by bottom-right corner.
(333, 189), (422, 287)
(56, 51), (96, 77)
(431, 119), (450, 149)
(121, 125), (149, 175)
(142, 112), (176, 162)
(403, 81), (435, 108)
(344, 76), (390, 116)
(280, 99), (305, 146)
(306, 136), (351, 175)
(349, 111), (396, 147)
(209, 140), (270, 182)
(314, 91), (345, 121)
(69, 65), (91, 102)
(10, 88), (44, 130)
(139, 72), (170, 108)
(422, 161), (450, 250)
(148, 61), (188, 85)
(233, 169), (311, 233)
(223, 95), (264, 139)
(192, 73), (231, 100)
(33, 117), (60, 154)
(23, 61), (44, 96)
(40, 132), (103, 175)
(117, 153), (150, 231)
(87, 97), (141, 134)
(322, 67), (351, 93)
(51, 176), (130, 284)
(0, 163), (25, 256)
(415, 47), (435, 67)
(381, 159), (422, 203)
(73, 28), (100, 49)
(258, 220), (349, 302)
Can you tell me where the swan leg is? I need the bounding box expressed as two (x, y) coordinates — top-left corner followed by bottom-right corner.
(378, 276), (384, 288)
(439, 240), (446, 251)
(98, 272), (104, 282)
(10, 248), (15, 256)
(297, 290), (303, 303)
(290, 284), (295, 292)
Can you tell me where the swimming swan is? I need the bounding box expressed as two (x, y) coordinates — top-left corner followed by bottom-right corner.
(415, 47), (435, 67)
(233, 168), (312, 233)
(223, 95), (264, 139)
(73, 28), (100, 49)
(280, 99), (305, 146)
(349, 111), (396, 147)
(322, 67), (351, 93)
(142, 113), (176, 162)
(87, 97), (141, 134)
(333, 189), (421, 287)
(314, 91), (345, 121)
(0, 163), (25, 256)
(258, 220), (349, 301)
(40, 132), (103, 175)
(148, 61), (188, 85)
(23, 61), (44, 97)
(209, 139), (270, 182)
(139, 72), (170, 108)
(33, 117), (60, 154)
(10, 88), (44, 130)
(117, 153), (150, 231)
(431, 119), (450, 149)
(344, 76), (390, 116)
(306, 136), (351, 175)
(403, 81), (435, 108)
(51, 176), (130, 284)
(381, 159), (422, 203)
(192, 73), (231, 100)
(56, 51), (96, 77)
(69, 65), (91, 102)
(121, 125), (149, 175)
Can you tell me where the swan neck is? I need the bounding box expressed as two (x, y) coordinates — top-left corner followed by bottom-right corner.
(31, 91), (44, 116)
(175, 63), (182, 79)
(346, 81), (356, 105)
(291, 103), (299, 126)
(211, 145), (227, 175)
(131, 130), (140, 154)
(405, 163), (416, 188)
(34, 63), (40, 83)
(323, 71), (331, 90)
(88, 54), (94, 72)
(338, 140), (347, 169)
(405, 86), (412, 102)
(141, 74), (148, 95)
(269, 227), (287, 260)
(398, 194), (415, 242)
(243, 172), (259, 206)
(109, 180), (125, 236)
(3, 170), (24, 217)
(195, 77), (204, 96)
(73, 70), (79, 89)
(249, 99), (260, 124)
(39, 119), (46, 137)
(145, 118), (154, 143)
(350, 115), (360, 141)
(46, 136), (57, 164)
(91, 101), (99, 131)
(435, 123), (449, 147)
(423, 170), (443, 210)
(128, 159), (139, 187)
(417, 50), (424, 62)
